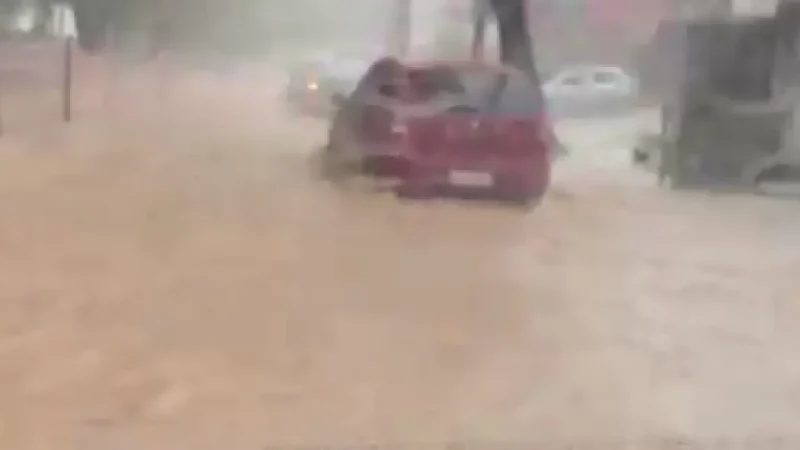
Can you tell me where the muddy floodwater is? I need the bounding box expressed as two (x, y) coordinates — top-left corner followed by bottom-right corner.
(0, 78), (798, 449)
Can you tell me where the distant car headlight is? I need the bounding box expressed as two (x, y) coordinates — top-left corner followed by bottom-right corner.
(307, 81), (319, 91)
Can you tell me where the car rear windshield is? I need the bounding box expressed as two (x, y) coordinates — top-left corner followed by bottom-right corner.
(409, 67), (544, 117)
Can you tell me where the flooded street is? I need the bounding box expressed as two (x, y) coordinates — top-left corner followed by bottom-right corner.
(0, 82), (798, 449)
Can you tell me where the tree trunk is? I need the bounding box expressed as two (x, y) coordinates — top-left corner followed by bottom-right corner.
(388, 0), (411, 57)
(488, 0), (540, 85)
(471, 0), (489, 59)
(70, 0), (111, 53)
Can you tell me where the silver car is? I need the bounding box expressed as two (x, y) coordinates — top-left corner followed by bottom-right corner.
(543, 65), (638, 118)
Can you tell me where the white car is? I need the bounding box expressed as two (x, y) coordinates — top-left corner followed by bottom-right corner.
(542, 65), (638, 118)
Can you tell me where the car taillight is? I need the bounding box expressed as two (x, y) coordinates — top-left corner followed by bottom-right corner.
(535, 118), (561, 160)
(497, 118), (547, 156)
(531, 114), (550, 145)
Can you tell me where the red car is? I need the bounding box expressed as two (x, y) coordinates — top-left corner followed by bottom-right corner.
(321, 57), (554, 205)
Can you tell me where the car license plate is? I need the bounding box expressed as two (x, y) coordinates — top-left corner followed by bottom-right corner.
(448, 170), (493, 187)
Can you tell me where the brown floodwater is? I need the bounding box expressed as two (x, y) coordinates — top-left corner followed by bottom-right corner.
(0, 74), (797, 449)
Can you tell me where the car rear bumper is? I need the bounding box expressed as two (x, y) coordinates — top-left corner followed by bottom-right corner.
(362, 154), (550, 200)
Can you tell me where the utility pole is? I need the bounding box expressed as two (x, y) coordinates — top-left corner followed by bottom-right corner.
(471, 0), (490, 59)
(63, 35), (73, 122)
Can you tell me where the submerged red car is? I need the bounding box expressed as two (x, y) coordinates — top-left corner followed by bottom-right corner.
(321, 57), (554, 204)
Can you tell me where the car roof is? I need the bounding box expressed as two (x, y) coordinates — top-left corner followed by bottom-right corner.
(398, 58), (527, 75)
